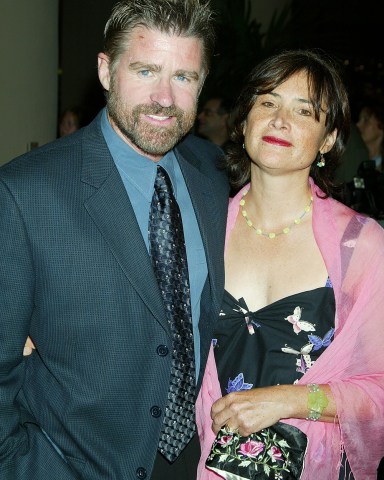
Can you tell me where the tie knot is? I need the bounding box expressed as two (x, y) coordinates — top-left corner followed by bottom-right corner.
(154, 166), (173, 196)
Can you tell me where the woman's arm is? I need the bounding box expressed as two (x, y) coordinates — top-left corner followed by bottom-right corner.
(23, 337), (36, 356)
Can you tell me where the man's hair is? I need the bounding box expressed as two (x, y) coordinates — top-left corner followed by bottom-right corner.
(103, 0), (216, 75)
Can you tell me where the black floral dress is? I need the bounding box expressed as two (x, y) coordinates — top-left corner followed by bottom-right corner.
(207, 279), (353, 480)
(210, 279), (353, 479)
(213, 279), (335, 395)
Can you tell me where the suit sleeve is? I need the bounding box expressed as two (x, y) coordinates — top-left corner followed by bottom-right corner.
(0, 179), (79, 479)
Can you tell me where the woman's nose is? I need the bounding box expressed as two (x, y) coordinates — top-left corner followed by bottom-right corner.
(269, 108), (289, 129)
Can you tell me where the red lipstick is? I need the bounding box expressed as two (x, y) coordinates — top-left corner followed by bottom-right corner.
(262, 136), (292, 147)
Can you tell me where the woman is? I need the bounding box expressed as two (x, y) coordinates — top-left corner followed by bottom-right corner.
(197, 50), (384, 480)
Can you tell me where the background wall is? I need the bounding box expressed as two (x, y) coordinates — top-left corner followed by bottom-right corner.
(250, 0), (285, 28)
(0, 0), (59, 166)
(1, 0), (382, 166)
(58, 0), (115, 125)
(59, 0), (384, 124)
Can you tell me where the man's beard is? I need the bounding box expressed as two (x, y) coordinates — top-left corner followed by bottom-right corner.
(107, 83), (197, 156)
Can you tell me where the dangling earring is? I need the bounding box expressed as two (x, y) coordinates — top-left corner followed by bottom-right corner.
(317, 152), (325, 168)
(242, 143), (245, 149)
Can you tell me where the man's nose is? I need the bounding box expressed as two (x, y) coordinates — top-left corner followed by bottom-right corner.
(150, 79), (175, 107)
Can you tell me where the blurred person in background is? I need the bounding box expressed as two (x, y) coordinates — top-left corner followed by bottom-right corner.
(356, 95), (384, 171)
(58, 106), (85, 137)
(197, 96), (232, 150)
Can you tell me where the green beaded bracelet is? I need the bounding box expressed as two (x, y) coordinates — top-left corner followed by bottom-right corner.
(306, 383), (329, 421)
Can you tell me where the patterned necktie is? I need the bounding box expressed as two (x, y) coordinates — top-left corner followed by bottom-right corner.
(149, 165), (196, 462)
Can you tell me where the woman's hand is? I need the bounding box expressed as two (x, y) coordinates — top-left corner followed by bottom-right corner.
(211, 385), (297, 436)
(211, 384), (337, 435)
(23, 336), (36, 356)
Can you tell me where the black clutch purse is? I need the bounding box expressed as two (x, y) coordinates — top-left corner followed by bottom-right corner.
(205, 421), (308, 479)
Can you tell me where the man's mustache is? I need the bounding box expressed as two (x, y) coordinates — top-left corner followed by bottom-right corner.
(133, 104), (183, 118)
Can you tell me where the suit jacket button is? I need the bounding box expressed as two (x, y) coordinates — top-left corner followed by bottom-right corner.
(150, 406), (162, 418)
(136, 467), (147, 479)
(156, 345), (169, 356)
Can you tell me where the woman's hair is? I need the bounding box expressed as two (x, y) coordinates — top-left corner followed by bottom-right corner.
(225, 49), (351, 196)
(103, 0), (216, 77)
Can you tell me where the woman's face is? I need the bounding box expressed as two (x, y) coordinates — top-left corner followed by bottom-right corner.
(243, 71), (336, 175)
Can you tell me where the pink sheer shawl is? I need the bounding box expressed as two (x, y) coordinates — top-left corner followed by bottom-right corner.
(196, 179), (384, 480)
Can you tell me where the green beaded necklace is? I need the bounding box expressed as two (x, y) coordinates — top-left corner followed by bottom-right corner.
(239, 189), (313, 239)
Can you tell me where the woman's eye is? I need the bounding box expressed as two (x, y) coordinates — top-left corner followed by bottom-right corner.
(298, 109), (312, 116)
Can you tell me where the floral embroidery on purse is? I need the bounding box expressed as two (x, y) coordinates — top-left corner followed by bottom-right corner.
(206, 422), (308, 479)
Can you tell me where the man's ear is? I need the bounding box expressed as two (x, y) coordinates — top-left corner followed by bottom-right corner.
(98, 53), (111, 91)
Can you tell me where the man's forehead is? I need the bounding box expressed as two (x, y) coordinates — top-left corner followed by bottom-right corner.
(126, 26), (202, 51)
(111, 26), (206, 83)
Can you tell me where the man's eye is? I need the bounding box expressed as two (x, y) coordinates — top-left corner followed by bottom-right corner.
(138, 70), (152, 77)
(176, 74), (189, 82)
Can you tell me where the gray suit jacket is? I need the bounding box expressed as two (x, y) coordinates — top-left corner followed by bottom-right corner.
(0, 112), (229, 479)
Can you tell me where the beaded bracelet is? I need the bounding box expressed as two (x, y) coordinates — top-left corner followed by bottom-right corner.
(306, 383), (329, 421)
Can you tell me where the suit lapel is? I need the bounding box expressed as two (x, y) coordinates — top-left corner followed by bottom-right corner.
(80, 118), (170, 334)
(175, 142), (224, 317)
(175, 142), (227, 387)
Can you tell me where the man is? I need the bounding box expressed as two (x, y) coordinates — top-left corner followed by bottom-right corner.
(197, 96), (232, 149)
(0, 1), (229, 479)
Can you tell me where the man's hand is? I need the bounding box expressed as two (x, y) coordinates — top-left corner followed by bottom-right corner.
(23, 336), (36, 356)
